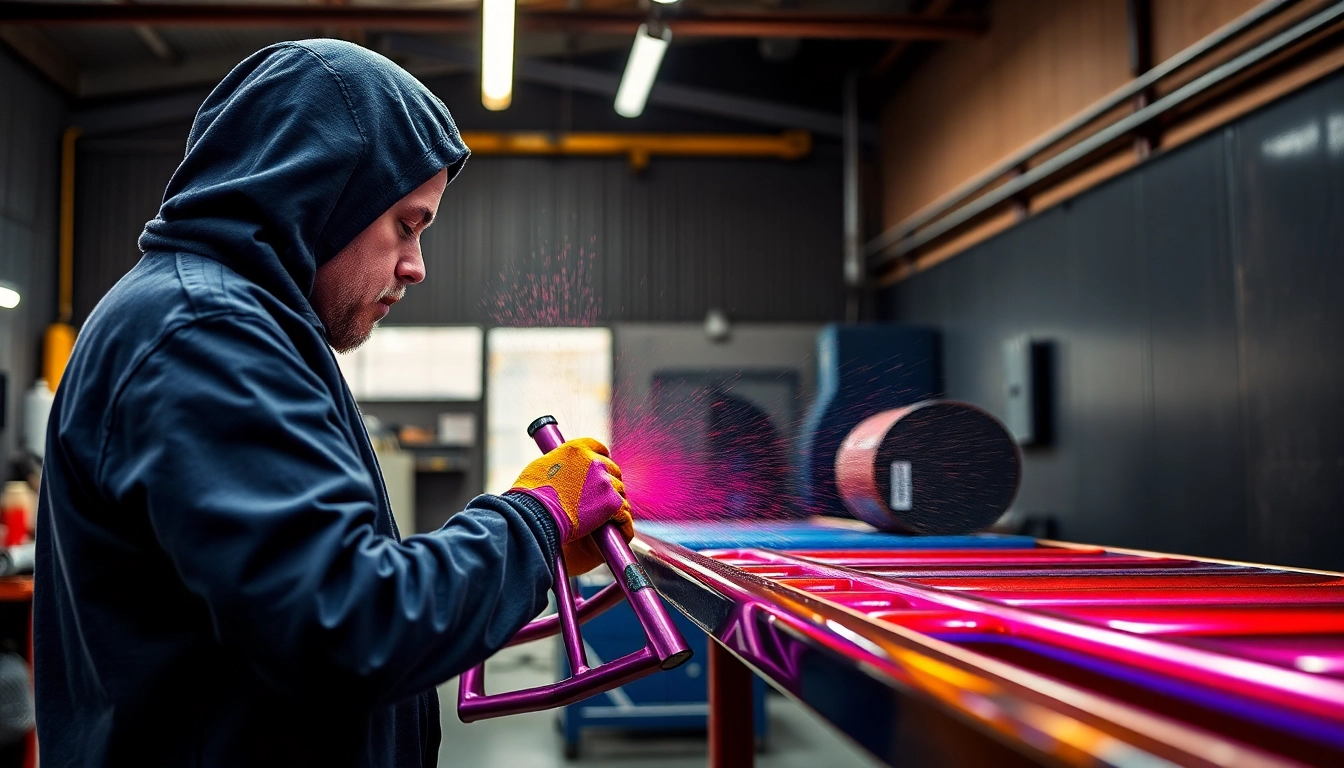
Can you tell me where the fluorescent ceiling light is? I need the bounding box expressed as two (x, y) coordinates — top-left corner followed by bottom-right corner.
(651, 0), (681, 4)
(0, 283), (20, 309)
(615, 23), (672, 119)
(481, 0), (516, 111)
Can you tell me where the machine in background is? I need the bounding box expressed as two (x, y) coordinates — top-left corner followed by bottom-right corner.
(555, 323), (945, 754)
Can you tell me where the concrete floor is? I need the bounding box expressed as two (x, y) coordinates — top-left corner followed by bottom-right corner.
(438, 640), (884, 768)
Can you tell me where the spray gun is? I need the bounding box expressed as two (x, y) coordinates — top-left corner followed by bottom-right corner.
(457, 416), (692, 721)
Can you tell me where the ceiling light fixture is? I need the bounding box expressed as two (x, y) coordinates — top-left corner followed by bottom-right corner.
(481, 0), (516, 111)
(615, 22), (672, 119)
(0, 283), (20, 310)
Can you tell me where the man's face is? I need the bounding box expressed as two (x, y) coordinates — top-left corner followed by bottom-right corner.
(312, 168), (449, 352)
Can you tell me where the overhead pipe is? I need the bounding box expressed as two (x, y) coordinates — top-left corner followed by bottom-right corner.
(842, 71), (862, 323)
(0, 3), (986, 40)
(458, 130), (811, 172)
(44, 127), (80, 392)
(865, 0), (1307, 263)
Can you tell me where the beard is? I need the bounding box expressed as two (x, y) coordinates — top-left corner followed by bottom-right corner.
(319, 282), (403, 353)
(312, 237), (407, 353)
(325, 299), (375, 353)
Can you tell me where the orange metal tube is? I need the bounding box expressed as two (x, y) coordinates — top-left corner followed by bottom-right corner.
(459, 130), (811, 170)
(45, 126), (81, 391)
(58, 126), (78, 323)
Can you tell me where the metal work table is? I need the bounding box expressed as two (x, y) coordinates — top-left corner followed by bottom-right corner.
(631, 527), (1344, 767)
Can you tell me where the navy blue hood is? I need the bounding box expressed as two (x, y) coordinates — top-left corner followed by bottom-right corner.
(34, 40), (562, 766)
(139, 39), (469, 322)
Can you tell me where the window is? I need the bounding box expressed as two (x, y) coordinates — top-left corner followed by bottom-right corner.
(485, 327), (612, 494)
(336, 326), (483, 401)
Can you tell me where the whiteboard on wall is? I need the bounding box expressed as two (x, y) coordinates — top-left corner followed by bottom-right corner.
(337, 326), (483, 401)
(486, 327), (612, 495)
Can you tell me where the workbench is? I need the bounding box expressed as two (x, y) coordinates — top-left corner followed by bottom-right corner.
(630, 522), (1344, 767)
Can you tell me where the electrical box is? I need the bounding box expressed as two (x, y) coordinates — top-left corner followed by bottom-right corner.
(1003, 336), (1052, 446)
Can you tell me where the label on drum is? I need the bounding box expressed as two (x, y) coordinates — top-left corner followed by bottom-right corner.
(889, 460), (912, 511)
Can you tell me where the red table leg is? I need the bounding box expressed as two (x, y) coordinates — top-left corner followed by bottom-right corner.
(708, 639), (753, 768)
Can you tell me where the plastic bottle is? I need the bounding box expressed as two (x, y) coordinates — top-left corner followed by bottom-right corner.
(1, 482), (30, 547)
(23, 379), (54, 461)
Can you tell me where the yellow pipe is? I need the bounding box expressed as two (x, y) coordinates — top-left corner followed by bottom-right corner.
(58, 126), (79, 323)
(459, 130), (812, 171)
(45, 126), (81, 392)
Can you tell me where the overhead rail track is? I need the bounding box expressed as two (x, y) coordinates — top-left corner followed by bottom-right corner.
(0, 2), (986, 41)
(866, 0), (1344, 273)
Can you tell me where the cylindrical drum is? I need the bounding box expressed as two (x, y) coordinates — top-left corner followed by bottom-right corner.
(835, 400), (1020, 535)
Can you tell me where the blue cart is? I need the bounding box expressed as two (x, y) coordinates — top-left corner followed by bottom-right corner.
(558, 569), (768, 759)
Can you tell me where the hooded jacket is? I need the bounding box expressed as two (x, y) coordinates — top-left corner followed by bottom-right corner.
(34, 40), (559, 766)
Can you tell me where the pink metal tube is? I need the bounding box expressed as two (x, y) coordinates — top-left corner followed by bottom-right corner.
(456, 415), (691, 722)
(550, 550), (588, 674)
(504, 582), (625, 647)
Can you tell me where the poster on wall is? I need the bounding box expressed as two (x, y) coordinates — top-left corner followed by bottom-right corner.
(485, 328), (612, 495)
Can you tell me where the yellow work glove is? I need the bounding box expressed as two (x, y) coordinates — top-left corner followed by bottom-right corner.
(508, 438), (634, 575)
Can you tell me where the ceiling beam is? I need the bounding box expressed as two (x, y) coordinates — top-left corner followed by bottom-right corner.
(72, 34), (880, 143)
(73, 88), (212, 135)
(118, 0), (181, 63)
(386, 34), (879, 143)
(0, 25), (79, 93)
(132, 25), (180, 62)
(870, 0), (958, 77)
(0, 3), (987, 40)
(78, 51), (244, 98)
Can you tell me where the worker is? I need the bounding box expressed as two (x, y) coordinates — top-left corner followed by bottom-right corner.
(33, 39), (633, 766)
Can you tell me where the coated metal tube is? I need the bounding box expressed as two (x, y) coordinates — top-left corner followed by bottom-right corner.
(595, 525), (690, 668)
(530, 417), (691, 669)
(550, 551), (588, 674)
(531, 422), (565, 453)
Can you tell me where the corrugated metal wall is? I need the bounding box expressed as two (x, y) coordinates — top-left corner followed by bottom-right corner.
(72, 139), (181, 326)
(0, 48), (63, 466)
(881, 69), (1344, 571)
(407, 152), (845, 325)
(74, 135), (846, 326)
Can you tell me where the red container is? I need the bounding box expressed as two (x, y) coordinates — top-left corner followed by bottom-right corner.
(3, 505), (26, 547)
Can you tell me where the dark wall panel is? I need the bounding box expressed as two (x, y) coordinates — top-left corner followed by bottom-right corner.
(73, 141), (181, 326)
(73, 108), (844, 326)
(884, 70), (1344, 569)
(1229, 73), (1344, 570)
(0, 48), (64, 464)
(396, 152), (844, 326)
(1063, 176), (1152, 550)
(1139, 134), (1246, 560)
(936, 209), (1082, 538)
(985, 210), (1078, 540)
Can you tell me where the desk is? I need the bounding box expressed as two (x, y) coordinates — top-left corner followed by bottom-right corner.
(633, 529), (1344, 767)
(0, 578), (30, 603)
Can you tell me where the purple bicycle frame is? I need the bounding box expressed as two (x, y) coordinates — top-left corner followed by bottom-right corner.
(456, 416), (692, 722)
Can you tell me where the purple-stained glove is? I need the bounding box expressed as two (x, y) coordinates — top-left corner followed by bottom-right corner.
(507, 437), (634, 575)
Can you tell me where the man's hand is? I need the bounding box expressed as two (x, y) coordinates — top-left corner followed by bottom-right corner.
(508, 437), (634, 575)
